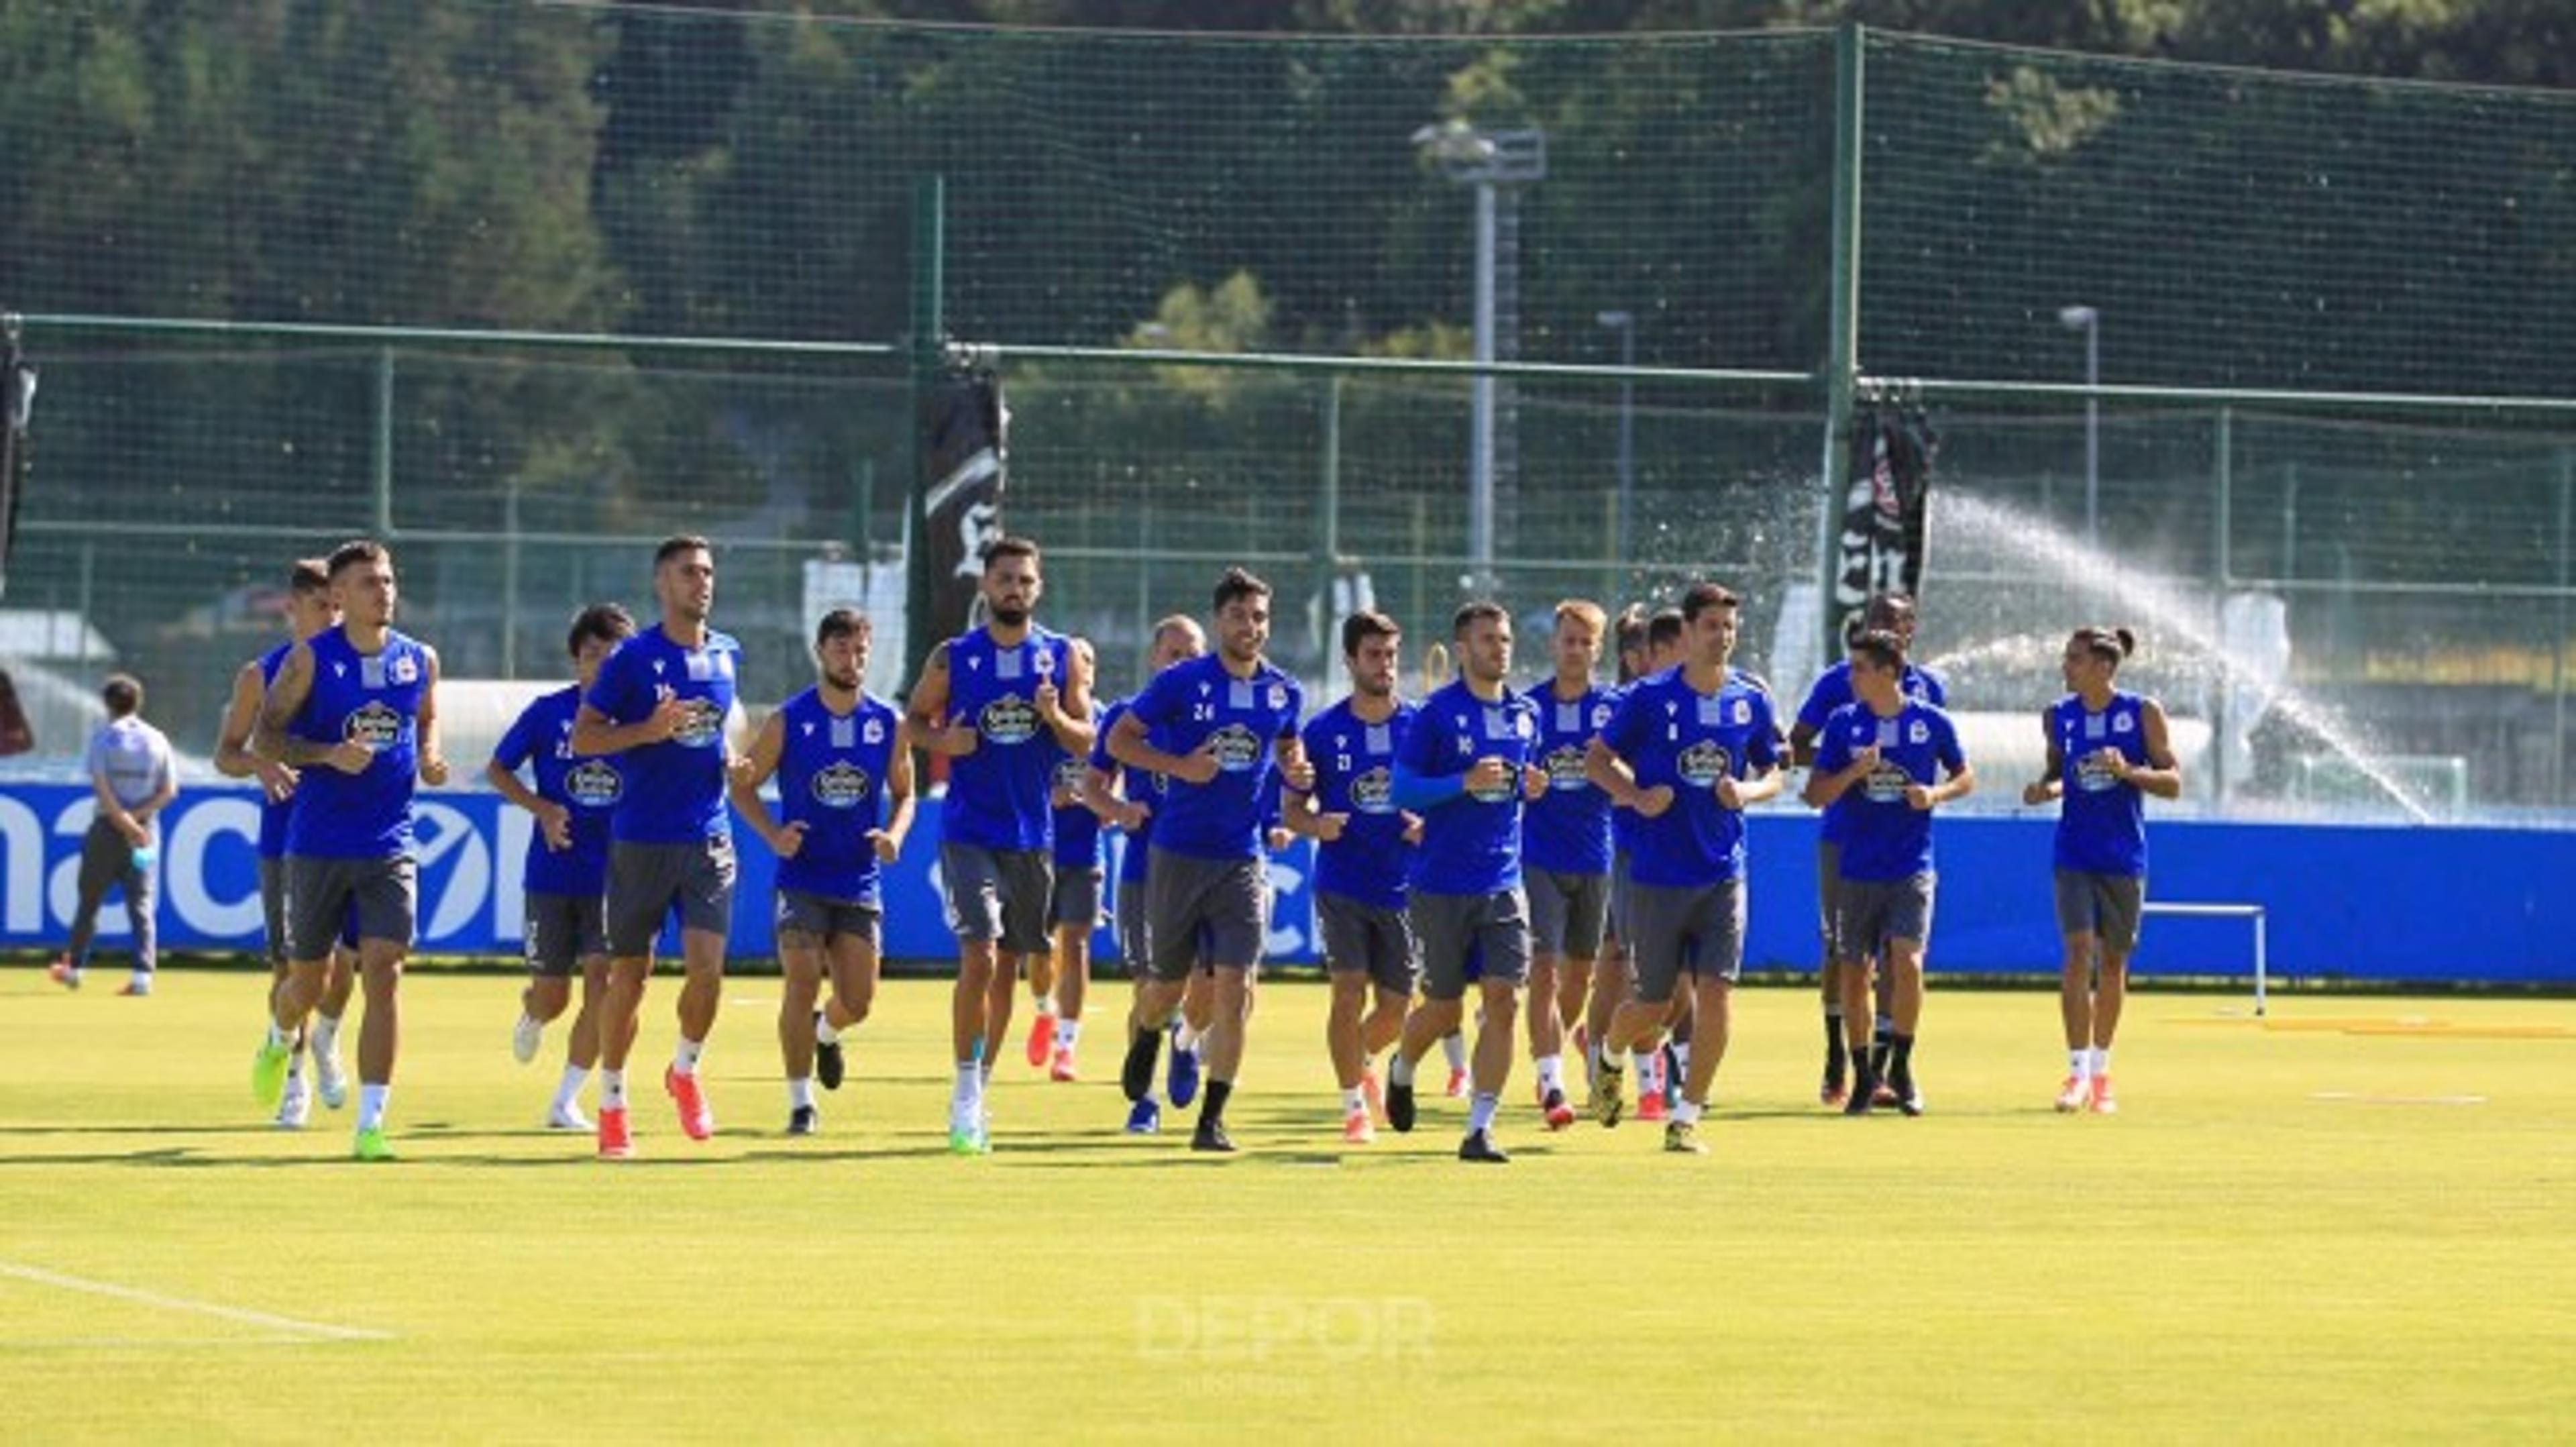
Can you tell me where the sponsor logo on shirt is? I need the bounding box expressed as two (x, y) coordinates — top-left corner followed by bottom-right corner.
(1678, 739), (1733, 788)
(1544, 743), (1590, 792)
(566, 759), (623, 808)
(1208, 722), (1263, 774)
(1349, 765), (1395, 814)
(978, 694), (1040, 746)
(811, 760), (873, 809)
(1863, 760), (1912, 804)
(672, 698), (725, 749)
(343, 700), (402, 751)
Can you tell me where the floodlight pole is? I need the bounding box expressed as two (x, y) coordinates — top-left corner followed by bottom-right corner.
(2061, 304), (2101, 547)
(1598, 309), (1636, 566)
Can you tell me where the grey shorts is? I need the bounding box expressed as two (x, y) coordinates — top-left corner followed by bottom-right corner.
(1606, 851), (1632, 945)
(1316, 892), (1420, 996)
(1526, 866), (1609, 959)
(1816, 839), (1845, 961)
(1145, 846), (1265, 980)
(1835, 873), (1937, 959)
(284, 854), (416, 961)
(940, 842), (1052, 955)
(1625, 877), (1748, 1002)
(1050, 864), (1104, 930)
(1409, 888), (1532, 1002)
(777, 888), (883, 949)
(2054, 871), (2145, 953)
(606, 837), (737, 959)
(263, 855), (356, 965)
(1115, 873), (1152, 973)
(525, 889), (608, 977)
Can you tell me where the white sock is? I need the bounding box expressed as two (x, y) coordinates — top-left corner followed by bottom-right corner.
(953, 1060), (979, 1111)
(2089, 1047), (2112, 1077)
(788, 1077), (816, 1110)
(1674, 1095), (1705, 1124)
(555, 1065), (588, 1109)
(357, 1083), (389, 1131)
(1466, 1091), (1499, 1133)
(1032, 994), (1056, 1018)
(311, 1013), (343, 1056)
(1634, 1048), (1660, 1091)
(1056, 1018), (1080, 1052)
(673, 1036), (704, 1075)
(1441, 1031), (1467, 1072)
(600, 1069), (627, 1110)
(1388, 1051), (1416, 1088)
(1173, 1021), (1205, 1055)
(1674, 1040), (1692, 1078)
(2068, 1048), (2090, 1078)
(816, 1016), (842, 1047)
(1341, 1085), (1366, 1115)
(267, 1020), (296, 1051)
(1536, 1054), (1564, 1095)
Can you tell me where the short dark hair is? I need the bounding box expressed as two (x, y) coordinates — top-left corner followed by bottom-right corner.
(815, 607), (871, 649)
(1213, 567), (1271, 614)
(1452, 600), (1507, 639)
(981, 535), (1040, 572)
(1679, 582), (1740, 623)
(2072, 625), (2135, 665)
(100, 673), (143, 718)
(1614, 604), (1651, 653)
(326, 539), (389, 578)
(655, 535), (712, 568)
(1646, 608), (1684, 651)
(568, 602), (636, 657)
(288, 557), (331, 595)
(1864, 592), (1917, 630)
(1849, 628), (1907, 674)
(1341, 609), (1400, 658)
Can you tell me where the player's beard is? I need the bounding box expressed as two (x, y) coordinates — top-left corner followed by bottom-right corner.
(991, 603), (1030, 627)
(822, 666), (861, 695)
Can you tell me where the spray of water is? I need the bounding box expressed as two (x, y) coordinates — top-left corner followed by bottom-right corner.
(1933, 493), (2435, 824)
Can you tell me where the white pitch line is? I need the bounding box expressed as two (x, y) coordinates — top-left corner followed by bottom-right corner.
(0, 1261), (394, 1342)
(2309, 1091), (2489, 1106)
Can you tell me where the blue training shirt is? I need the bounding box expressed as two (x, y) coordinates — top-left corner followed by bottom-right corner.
(284, 625), (429, 860)
(1050, 702), (1106, 871)
(2050, 690), (2151, 877)
(772, 685), (902, 906)
(1521, 680), (1618, 877)
(1600, 665), (1780, 888)
(1798, 658), (1946, 846)
(582, 623), (740, 845)
(1300, 696), (1417, 910)
(941, 624), (1075, 853)
(1091, 696), (1162, 888)
(1394, 678), (1538, 896)
(492, 684), (622, 896)
(256, 641), (297, 860)
(1812, 698), (1966, 882)
(1126, 653), (1303, 863)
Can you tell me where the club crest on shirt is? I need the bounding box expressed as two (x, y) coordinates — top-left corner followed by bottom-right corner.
(2112, 711), (2135, 734)
(672, 698), (725, 749)
(979, 694), (1040, 745)
(390, 653), (419, 686)
(811, 760), (873, 809)
(1909, 720), (1930, 745)
(343, 700), (402, 751)
(1678, 739), (1733, 787)
(566, 758), (623, 808)
(1208, 722), (1263, 773)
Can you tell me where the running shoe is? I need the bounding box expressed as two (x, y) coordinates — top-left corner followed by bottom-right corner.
(1443, 1066), (1468, 1100)
(1341, 1108), (1375, 1145)
(1049, 1047), (1079, 1083)
(311, 1038), (349, 1111)
(352, 1125), (395, 1163)
(2086, 1075), (2118, 1116)
(1457, 1129), (1510, 1163)
(1893, 1078), (1925, 1117)
(1637, 1089), (1669, 1124)
(597, 1106), (633, 1159)
(1664, 1120), (1705, 1155)
(1024, 1010), (1055, 1069)
(815, 1013), (845, 1091)
(511, 1014), (543, 1065)
(1541, 1087), (1576, 1132)
(665, 1065), (715, 1141)
(1359, 1068), (1386, 1125)
(274, 1073), (313, 1130)
(787, 1104), (819, 1136)
(547, 1101), (592, 1132)
(1191, 1118), (1236, 1154)
(1387, 1075), (1417, 1134)
(251, 1033), (291, 1110)
(47, 955), (80, 989)
(1593, 1063), (1626, 1128)
(2055, 1075), (2090, 1113)
(117, 975), (152, 997)
(1124, 1097), (1163, 1135)
(1167, 1034), (1202, 1110)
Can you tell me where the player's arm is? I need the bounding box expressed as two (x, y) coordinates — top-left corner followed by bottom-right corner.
(2122, 699), (2185, 800)
(1582, 735), (1645, 807)
(252, 641), (360, 771)
(726, 712), (792, 851)
(1802, 736), (1874, 809)
(1787, 720), (1821, 767)
(213, 661), (281, 787)
(417, 647), (449, 786)
(2022, 709), (2065, 806)
(1107, 705), (1212, 783)
(89, 759), (144, 843)
(905, 642), (977, 757)
(1927, 756), (1977, 807)
(1042, 639), (1098, 755)
(876, 716), (918, 857)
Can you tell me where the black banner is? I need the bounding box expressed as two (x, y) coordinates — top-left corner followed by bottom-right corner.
(1831, 400), (1935, 646)
(0, 313), (33, 602)
(917, 362), (1008, 648)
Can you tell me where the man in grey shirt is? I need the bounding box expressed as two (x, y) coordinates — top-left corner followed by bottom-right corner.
(51, 673), (177, 995)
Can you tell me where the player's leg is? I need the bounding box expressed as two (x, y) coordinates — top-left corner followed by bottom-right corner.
(118, 847), (156, 993)
(777, 921), (824, 1132)
(57, 819), (121, 986)
(1051, 915), (1091, 1079)
(1817, 839), (1847, 1104)
(350, 935), (405, 1158)
(2086, 875), (2140, 1114)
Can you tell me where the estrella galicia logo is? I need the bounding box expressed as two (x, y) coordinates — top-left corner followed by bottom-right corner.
(672, 698), (724, 749)
(1863, 761), (1912, 804)
(1678, 740), (1732, 787)
(2075, 752), (2123, 793)
(979, 694), (1040, 746)
(343, 700), (402, 750)
(1544, 743), (1589, 791)
(1208, 722), (1262, 774)
(566, 759), (623, 808)
(1349, 765), (1395, 814)
(811, 760), (873, 810)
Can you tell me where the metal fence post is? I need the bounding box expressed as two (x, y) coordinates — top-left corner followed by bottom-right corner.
(1815, 19), (1866, 659)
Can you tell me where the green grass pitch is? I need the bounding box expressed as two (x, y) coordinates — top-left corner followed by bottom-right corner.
(3, 965), (2570, 1441)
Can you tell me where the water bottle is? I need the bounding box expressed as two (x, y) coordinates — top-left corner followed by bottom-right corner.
(130, 844), (156, 872)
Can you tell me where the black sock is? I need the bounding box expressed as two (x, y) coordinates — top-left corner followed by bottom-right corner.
(1823, 1012), (1847, 1071)
(1201, 1079), (1233, 1126)
(1890, 1032), (1915, 1083)
(1870, 1027), (1892, 1078)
